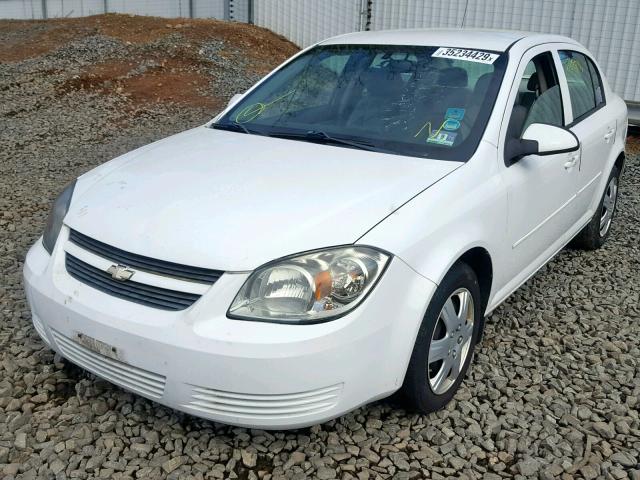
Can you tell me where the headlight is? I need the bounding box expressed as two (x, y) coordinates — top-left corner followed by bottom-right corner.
(42, 179), (76, 254)
(228, 247), (390, 324)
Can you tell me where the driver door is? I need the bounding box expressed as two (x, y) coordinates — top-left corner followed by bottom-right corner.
(501, 47), (581, 284)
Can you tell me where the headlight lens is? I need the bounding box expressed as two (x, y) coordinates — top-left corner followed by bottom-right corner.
(42, 179), (76, 254)
(228, 246), (390, 323)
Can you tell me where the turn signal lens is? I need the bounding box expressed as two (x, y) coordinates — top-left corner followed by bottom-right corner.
(228, 247), (390, 323)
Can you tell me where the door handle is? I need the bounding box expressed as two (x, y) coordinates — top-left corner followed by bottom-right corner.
(564, 154), (579, 170)
(604, 129), (615, 142)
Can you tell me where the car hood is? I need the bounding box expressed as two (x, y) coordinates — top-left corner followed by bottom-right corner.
(66, 126), (460, 271)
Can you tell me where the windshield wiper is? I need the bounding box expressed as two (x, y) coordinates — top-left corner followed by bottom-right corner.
(213, 125), (398, 155)
(211, 122), (255, 135)
(267, 129), (382, 152)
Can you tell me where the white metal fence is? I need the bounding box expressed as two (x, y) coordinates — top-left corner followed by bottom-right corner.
(0, 0), (226, 20)
(254, 0), (364, 48)
(2, 0), (639, 105)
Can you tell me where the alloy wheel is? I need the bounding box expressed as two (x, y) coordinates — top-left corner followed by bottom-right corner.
(428, 288), (474, 395)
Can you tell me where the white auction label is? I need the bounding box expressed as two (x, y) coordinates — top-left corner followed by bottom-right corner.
(432, 47), (499, 64)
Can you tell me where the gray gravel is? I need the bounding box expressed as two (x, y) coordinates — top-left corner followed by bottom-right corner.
(2, 19), (640, 480)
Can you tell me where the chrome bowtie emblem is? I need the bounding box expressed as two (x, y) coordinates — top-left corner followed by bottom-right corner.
(106, 264), (135, 282)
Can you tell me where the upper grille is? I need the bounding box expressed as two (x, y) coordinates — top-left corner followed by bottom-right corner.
(68, 229), (223, 284)
(66, 254), (201, 311)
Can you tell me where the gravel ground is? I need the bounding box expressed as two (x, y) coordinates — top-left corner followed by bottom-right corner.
(1, 15), (640, 480)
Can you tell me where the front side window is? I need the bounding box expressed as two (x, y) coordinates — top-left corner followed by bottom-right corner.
(559, 50), (604, 121)
(215, 44), (508, 160)
(511, 52), (564, 137)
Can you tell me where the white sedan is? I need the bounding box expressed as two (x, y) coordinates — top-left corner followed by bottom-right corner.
(24, 29), (627, 429)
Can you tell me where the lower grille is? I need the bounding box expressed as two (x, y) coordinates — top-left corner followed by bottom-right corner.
(52, 330), (166, 399)
(184, 384), (343, 420)
(65, 254), (200, 311)
(32, 314), (49, 345)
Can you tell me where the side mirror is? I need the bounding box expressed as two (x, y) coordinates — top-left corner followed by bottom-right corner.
(506, 123), (579, 166)
(522, 123), (579, 155)
(227, 93), (243, 108)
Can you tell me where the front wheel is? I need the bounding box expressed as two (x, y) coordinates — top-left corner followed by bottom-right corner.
(571, 165), (620, 250)
(401, 262), (482, 413)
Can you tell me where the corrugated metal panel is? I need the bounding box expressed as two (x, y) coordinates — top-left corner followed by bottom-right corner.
(45, 0), (103, 18)
(0, 0), (44, 19)
(569, 0), (640, 104)
(0, 0), (224, 19)
(229, 0), (248, 22)
(458, 0), (575, 32)
(105, 0), (191, 18)
(370, 0), (640, 102)
(371, 0), (576, 32)
(371, 0), (466, 29)
(254, 0), (362, 47)
(192, 0), (225, 19)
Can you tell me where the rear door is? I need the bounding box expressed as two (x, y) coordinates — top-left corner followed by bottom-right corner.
(556, 48), (616, 216)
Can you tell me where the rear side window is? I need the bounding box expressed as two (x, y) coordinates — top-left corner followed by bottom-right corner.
(587, 60), (605, 105)
(559, 50), (605, 121)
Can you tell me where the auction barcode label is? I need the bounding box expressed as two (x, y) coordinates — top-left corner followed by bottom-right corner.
(432, 47), (499, 64)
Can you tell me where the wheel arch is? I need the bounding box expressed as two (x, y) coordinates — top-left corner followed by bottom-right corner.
(457, 247), (493, 316)
(416, 240), (497, 319)
(614, 150), (625, 175)
(427, 246), (494, 346)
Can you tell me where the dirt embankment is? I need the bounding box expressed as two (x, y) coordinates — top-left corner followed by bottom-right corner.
(0, 13), (299, 110)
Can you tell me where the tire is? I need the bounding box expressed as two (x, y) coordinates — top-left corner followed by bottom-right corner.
(571, 165), (620, 250)
(401, 262), (482, 413)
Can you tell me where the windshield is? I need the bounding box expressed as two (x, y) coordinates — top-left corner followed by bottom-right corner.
(215, 44), (507, 160)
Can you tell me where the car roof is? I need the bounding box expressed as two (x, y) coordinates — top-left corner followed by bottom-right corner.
(319, 29), (579, 52)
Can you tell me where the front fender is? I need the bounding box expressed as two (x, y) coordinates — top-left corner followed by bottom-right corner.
(358, 141), (508, 306)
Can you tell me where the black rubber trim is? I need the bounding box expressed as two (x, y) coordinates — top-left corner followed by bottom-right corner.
(68, 229), (223, 284)
(566, 101), (607, 128)
(503, 35), (528, 53)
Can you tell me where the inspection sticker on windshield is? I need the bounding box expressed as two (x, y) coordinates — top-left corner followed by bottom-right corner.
(432, 47), (499, 64)
(427, 131), (457, 147)
(445, 107), (465, 121)
(443, 118), (461, 131)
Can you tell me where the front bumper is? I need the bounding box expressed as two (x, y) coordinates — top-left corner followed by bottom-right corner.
(23, 235), (436, 429)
